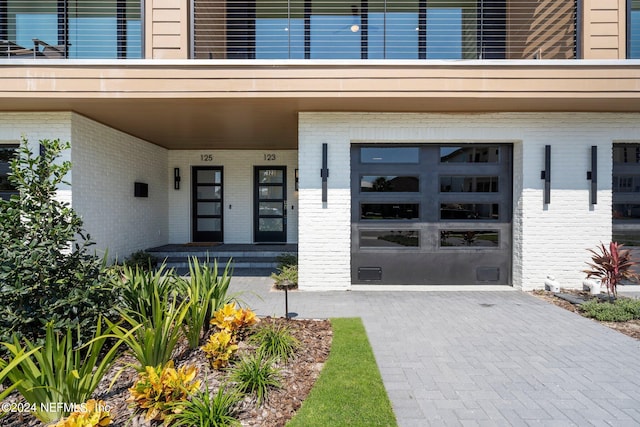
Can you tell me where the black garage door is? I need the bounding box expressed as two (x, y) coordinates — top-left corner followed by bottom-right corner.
(351, 144), (512, 285)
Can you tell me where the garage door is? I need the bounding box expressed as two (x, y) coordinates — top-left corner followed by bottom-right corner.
(351, 144), (512, 285)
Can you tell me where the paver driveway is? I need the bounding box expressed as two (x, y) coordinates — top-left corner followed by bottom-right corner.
(231, 277), (640, 426)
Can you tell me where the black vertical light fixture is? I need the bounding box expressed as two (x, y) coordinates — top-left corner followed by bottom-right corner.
(587, 145), (597, 204)
(295, 168), (299, 191)
(540, 145), (551, 204)
(321, 143), (329, 203)
(174, 167), (181, 190)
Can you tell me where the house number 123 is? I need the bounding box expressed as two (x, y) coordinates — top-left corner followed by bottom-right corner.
(264, 154), (276, 161)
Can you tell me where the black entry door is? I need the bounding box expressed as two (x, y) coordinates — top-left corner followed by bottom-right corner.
(192, 167), (223, 242)
(254, 166), (287, 243)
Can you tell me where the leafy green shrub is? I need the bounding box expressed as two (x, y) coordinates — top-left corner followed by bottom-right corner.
(168, 384), (241, 427)
(112, 263), (178, 323)
(229, 354), (282, 406)
(123, 250), (158, 270)
(179, 257), (235, 349)
(581, 298), (640, 322)
(276, 253), (297, 270)
(107, 290), (190, 370)
(249, 322), (299, 362)
(1, 320), (123, 423)
(0, 138), (116, 349)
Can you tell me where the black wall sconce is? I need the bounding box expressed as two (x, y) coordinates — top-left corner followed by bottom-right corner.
(320, 143), (329, 202)
(587, 146), (597, 205)
(540, 145), (551, 204)
(295, 168), (299, 191)
(174, 168), (181, 190)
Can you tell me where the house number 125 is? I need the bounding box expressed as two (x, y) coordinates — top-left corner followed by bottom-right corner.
(200, 154), (213, 162)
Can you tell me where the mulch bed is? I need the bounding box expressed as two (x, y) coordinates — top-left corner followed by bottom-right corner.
(0, 317), (333, 427)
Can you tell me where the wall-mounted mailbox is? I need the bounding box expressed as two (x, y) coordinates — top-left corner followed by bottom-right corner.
(134, 182), (148, 198)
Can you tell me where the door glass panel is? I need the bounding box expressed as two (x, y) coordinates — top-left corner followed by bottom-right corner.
(613, 144), (640, 163)
(440, 203), (499, 220)
(259, 202), (284, 216)
(258, 169), (284, 183)
(197, 186), (221, 199)
(197, 202), (221, 215)
(361, 203), (419, 220)
(360, 230), (419, 247)
(361, 176), (419, 192)
(197, 169), (222, 183)
(197, 218), (221, 231)
(440, 176), (498, 192)
(259, 186), (283, 199)
(440, 230), (499, 247)
(259, 218), (283, 232)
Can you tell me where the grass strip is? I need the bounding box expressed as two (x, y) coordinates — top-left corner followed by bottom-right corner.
(287, 317), (397, 427)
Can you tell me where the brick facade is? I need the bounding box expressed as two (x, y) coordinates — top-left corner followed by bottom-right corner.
(298, 112), (639, 291)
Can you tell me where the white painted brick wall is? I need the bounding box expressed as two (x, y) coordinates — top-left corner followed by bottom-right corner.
(71, 114), (169, 261)
(168, 150), (298, 243)
(299, 112), (637, 291)
(0, 112), (73, 205)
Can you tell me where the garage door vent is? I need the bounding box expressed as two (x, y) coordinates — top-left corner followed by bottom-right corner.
(358, 267), (382, 281)
(477, 267), (500, 282)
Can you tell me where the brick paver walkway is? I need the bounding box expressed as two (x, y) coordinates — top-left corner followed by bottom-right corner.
(231, 277), (640, 426)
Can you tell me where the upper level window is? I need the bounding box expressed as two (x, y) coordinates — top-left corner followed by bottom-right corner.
(0, 0), (142, 59)
(0, 145), (18, 201)
(629, 0), (640, 58)
(194, 0), (576, 60)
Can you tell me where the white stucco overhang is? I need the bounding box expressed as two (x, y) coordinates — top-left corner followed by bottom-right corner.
(1, 59), (640, 149)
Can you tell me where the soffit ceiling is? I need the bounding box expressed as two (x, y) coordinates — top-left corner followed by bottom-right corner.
(2, 61), (640, 150)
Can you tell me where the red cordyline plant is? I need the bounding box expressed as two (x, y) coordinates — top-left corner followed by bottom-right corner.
(584, 242), (637, 299)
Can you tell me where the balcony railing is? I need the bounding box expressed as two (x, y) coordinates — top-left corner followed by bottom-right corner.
(0, 0), (142, 59)
(193, 0), (577, 60)
(0, 0), (578, 60)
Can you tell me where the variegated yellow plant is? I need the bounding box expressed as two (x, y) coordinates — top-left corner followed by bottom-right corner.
(210, 303), (239, 331)
(127, 361), (200, 422)
(201, 330), (239, 370)
(52, 400), (111, 427)
(210, 303), (260, 340)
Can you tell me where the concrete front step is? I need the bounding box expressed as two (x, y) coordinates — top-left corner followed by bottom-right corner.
(146, 245), (295, 277)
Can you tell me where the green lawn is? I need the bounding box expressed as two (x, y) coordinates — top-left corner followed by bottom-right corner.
(287, 317), (397, 427)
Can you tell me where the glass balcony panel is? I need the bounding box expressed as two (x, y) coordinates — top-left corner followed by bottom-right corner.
(2, 0), (142, 59)
(631, 0), (640, 58)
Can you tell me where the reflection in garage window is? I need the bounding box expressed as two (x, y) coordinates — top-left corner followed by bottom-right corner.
(440, 176), (499, 192)
(440, 146), (500, 163)
(360, 230), (419, 247)
(440, 203), (499, 220)
(613, 204), (640, 220)
(440, 230), (499, 247)
(360, 175), (419, 192)
(361, 203), (419, 220)
(360, 147), (419, 163)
